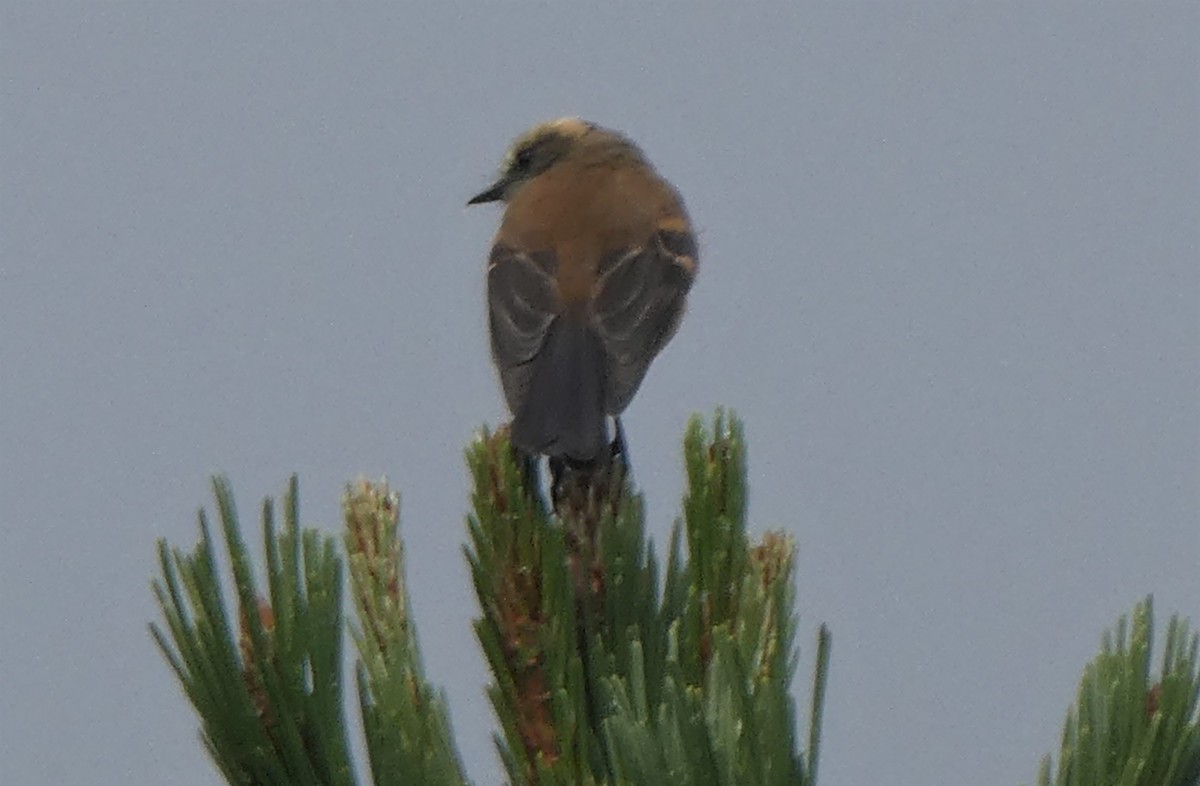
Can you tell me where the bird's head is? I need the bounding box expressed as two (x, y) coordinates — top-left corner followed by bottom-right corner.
(467, 117), (642, 205)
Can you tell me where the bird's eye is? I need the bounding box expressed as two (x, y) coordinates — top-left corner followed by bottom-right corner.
(515, 148), (535, 171)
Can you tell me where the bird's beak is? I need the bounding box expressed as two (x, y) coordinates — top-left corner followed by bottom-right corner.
(467, 179), (507, 206)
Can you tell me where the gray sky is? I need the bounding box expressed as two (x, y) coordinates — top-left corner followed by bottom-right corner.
(2, 4), (1197, 785)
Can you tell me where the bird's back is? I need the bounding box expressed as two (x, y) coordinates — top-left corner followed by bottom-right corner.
(496, 158), (683, 309)
(486, 139), (695, 462)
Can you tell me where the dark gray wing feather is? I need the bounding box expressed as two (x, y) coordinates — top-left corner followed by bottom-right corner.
(487, 245), (558, 414)
(592, 230), (697, 413)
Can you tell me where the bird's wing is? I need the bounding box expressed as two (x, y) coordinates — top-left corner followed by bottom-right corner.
(592, 228), (698, 413)
(487, 244), (559, 413)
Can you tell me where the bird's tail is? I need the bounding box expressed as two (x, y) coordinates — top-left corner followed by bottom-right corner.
(511, 318), (607, 463)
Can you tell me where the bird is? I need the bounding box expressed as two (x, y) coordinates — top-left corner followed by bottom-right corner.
(468, 118), (698, 474)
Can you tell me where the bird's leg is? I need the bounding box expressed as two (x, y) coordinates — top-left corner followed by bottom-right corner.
(604, 417), (629, 516)
(548, 455), (568, 511)
(610, 417), (629, 472)
(511, 444), (547, 512)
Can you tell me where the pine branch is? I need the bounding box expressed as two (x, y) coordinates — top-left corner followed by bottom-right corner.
(1029, 596), (1200, 786)
(344, 479), (468, 786)
(153, 410), (835, 785)
(151, 417), (1200, 786)
(464, 411), (830, 785)
(150, 476), (357, 785)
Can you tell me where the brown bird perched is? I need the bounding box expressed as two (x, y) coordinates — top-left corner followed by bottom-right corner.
(468, 118), (697, 470)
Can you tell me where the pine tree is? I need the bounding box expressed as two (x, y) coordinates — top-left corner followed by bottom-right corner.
(151, 410), (1198, 785)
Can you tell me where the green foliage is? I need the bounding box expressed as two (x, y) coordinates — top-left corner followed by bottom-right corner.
(151, 476), (465, 786)
(1030, 597), (1200, 786)
(149, 409), (1192, 786)
(464, 411), (830, 785)
(344, 480), (468, 786)
(150, 476), (357, 786)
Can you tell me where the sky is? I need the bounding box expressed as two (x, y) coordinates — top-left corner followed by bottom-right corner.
(2, 4), (1197, 785)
